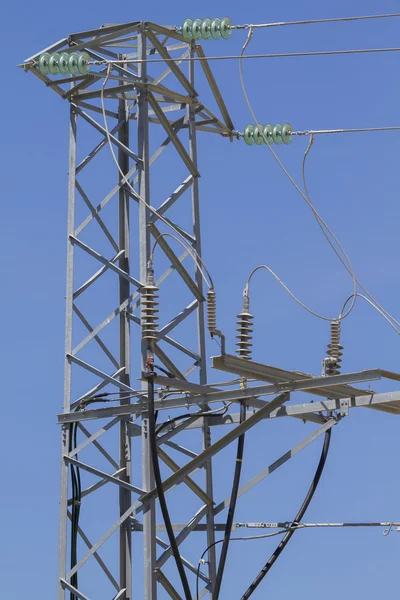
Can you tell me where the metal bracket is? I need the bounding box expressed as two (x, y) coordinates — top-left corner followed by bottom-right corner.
(339, 398), (350, 417)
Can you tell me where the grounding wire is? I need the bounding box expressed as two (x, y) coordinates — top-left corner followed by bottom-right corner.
(239, 26), (359, 322)
(100, 65), (214, 291)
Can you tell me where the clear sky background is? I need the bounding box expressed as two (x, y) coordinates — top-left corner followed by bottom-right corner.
(2, 0), (400, 598)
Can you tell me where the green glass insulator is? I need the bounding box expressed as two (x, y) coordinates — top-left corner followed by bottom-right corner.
(38, 53), (50, 75)
(211, 18), (222, 40)
(201, 18), (212, 40)
(192, 18), (202, 40)
(69, 52), (79, 75)
(272, 124), (283, 144)
(282, 123), (293, 144)
(182, 19), (194, 41)
(254, 126), (264, 145)
(58, 53), (70, 75)
(78, 51), (91, 75)
(244, 125), (255, 146)
(220, 17), (232, 39)
(263, 124), (273, 145)
(49, 53), (60, 75)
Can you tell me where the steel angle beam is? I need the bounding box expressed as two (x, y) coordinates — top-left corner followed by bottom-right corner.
(212, 354), (373, 399)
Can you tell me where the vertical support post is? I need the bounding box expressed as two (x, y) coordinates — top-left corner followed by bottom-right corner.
(118, 58), (133, 600)
(138, 28), (157, 600)
(58, 104), (77, 600)
(188, 44), (217, 596)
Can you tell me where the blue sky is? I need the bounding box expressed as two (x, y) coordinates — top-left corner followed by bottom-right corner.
(2, 0), (400, 598)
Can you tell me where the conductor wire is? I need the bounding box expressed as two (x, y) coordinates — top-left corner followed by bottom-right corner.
(303, 135), (400, 331)
(232, 12), (400, 29)
(90, 46), (400, 66)
(339, 293), (400, 334)
(239, 27), (359, 322)
(151, 232), (213, 289)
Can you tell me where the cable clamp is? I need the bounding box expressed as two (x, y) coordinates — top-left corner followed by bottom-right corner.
(339, 398), (349, 417)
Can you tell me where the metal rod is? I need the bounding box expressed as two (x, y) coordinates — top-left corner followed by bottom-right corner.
(58, 103), (77, 600)
(138, 29), (157, 600)
(117, 56), (133, 600)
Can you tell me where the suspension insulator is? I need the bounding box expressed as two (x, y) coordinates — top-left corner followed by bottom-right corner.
(69, 52), (80, 76)
(326, 319), (343, 375)
(282, 123), (293, 144)
(236, 297), (254, 360)
(244, 124), (255, 145)
(263, 124), (273, 145)
(207, 289), (217, 334)
(242, 123), (292, 146)
(78, 52), (91, 75)
(201, 18), (212, 40)
(49, 53), (60, 76)
(141, 272), (159, 342)
(220, 17), (232, 39)
(38, 53), (50, 75)
(182, 18), (194, 41)
(211, 18), (222, 39)
(192, 18), (203, 40)
(272, 124), (283, 145)
(59, 52), (70, 75)
(253, 126), (264, 145)
(181, 17), (232, 41)
(37, 51), (91, 77)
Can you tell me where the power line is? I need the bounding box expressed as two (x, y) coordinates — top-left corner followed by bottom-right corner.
(294, 125), (400, 136)
(91, 46), (400, 66)
(232, 12), (400, 30)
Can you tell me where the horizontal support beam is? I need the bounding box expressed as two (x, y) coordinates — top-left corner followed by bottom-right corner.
(58, 389), (400, 425)
(212, 354), (373, 400)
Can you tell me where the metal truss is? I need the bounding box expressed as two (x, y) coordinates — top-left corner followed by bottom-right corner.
(23, 20), (400, 600)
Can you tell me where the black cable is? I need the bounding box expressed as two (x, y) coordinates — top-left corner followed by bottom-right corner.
(155, 405), (230, 436)
(147, 371), (192, 600)
(68, 396), (114, 599)
(214, 400), (246, 599)
(239, 428), (332, 599)
(69, 423), (79, 600)
(196, 540), (224, 600)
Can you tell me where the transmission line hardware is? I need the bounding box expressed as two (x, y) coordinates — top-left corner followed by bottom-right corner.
(181, 17), (232, 41)
(244, 123), (293, 146)
(38, 51), (91, 76)
(141, 263), (159, 342)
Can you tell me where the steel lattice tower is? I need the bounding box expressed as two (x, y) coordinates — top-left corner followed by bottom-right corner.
(22, 19), (400, 600)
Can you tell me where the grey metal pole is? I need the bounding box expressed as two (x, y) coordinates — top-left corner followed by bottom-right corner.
(138, 28), (157, 600)
(188, 43), (217, 596)
(58, 104), (77, 600)
(118, 57), (133, 600)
